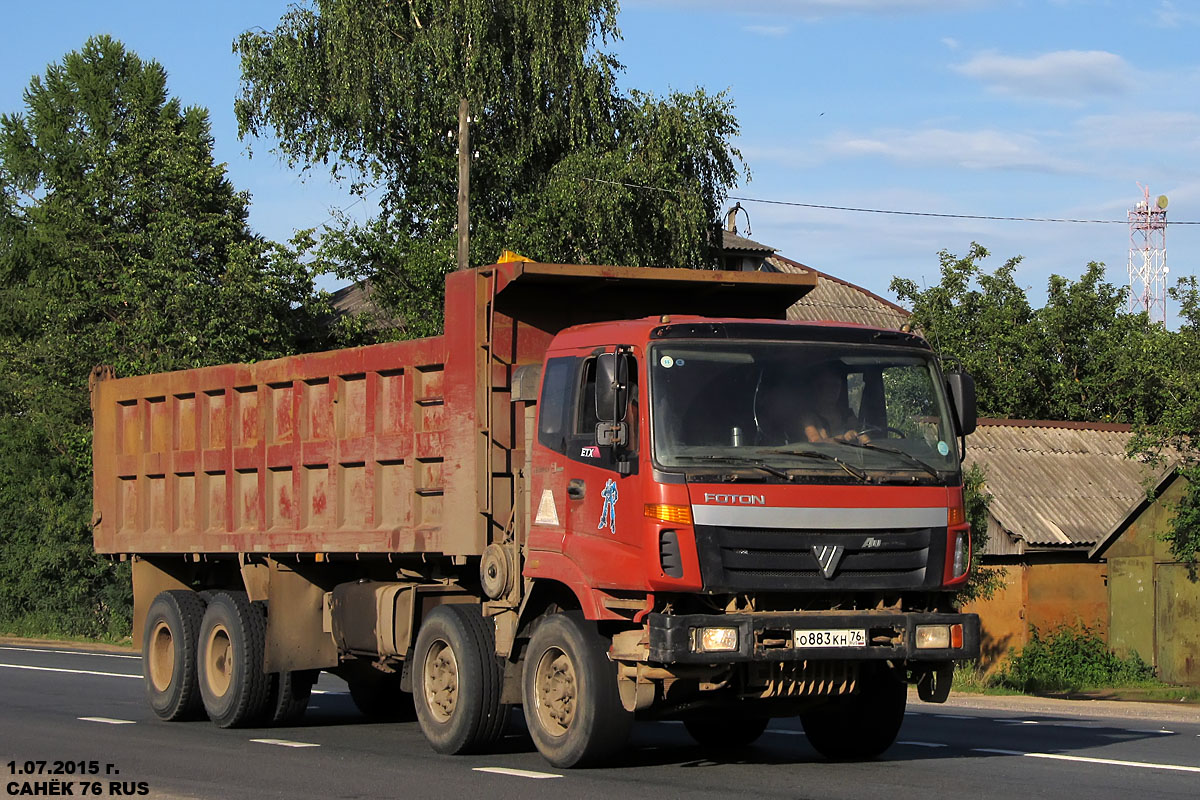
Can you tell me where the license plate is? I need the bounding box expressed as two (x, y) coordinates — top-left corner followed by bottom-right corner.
(794, 629), (867, 648)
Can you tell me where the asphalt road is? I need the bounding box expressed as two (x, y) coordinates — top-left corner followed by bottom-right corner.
(2, 644), (1198, 800)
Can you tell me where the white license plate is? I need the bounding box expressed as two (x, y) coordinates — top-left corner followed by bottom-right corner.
(794, 629), (867, 648)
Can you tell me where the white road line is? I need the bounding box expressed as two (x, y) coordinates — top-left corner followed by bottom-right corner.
(78, 717), (136, 725)
(972, 748), (1200, 774)
(250, 739), (320, 748)
(1127, 729), (1174, 735)
(898, 741), (947, 748)
(767, 729), (806, 736)
(472, 767), (562, 780)
(998, 719), (1039, 725)
(0, 646), (140, 660)
(0, 663), (139, 679)
(310, 690), (347, 696)
(934, 714), (974, 720)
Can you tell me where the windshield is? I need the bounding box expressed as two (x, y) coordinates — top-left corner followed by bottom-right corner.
(650, 341), (959, 479)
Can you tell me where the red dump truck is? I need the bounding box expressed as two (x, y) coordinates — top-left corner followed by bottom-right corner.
(92, 261), (980, 767)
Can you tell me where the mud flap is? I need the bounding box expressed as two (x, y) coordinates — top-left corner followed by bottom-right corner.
(915, 662), (954, 703)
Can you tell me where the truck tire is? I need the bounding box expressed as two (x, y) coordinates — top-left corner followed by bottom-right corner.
(143, 590), (207, 721)
(412, 604), (508, 754)
(522, 612), (633, 768)
(266, 669), (317, 726)
(800, 663), (906, 760)
(197, 591), (270, 728)
(684, 715), (769, 749)
(348, 673), (415, 721)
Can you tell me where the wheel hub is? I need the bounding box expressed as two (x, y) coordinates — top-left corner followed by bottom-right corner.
(423, 639), (459, 723)
(148, 621), (175, 693)
(204, 624), (233, 697)
(535, 648), (577, 735)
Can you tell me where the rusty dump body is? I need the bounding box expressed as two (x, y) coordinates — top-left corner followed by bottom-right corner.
(92, 262), (813, 559)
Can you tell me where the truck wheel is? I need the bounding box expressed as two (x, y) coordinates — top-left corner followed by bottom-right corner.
(143, 590), (207, 721)
(684, 715), (769, 749)
(800, 664), (906, 760)
(412, 604), (507, 754)
(197, 591), (270, 728)
(266, 669), (317, 726)
(348, 673), (415, 721)
(522, 612), (632, 768)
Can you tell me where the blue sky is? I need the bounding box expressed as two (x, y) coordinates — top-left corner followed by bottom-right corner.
(4, 1), (1198, 322)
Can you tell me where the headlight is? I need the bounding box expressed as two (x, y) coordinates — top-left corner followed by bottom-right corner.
(916, 624), (964, 649)
(692, 626), (739, 653)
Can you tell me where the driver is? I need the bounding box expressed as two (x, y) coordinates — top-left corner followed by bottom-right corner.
(757, 362), (870, 445)
(800, 364), (870, 445)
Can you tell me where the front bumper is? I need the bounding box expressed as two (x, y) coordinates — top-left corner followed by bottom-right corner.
(647, 611), (980, 664)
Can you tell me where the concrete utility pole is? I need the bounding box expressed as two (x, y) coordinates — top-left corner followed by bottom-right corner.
(456, 97), (470, 271)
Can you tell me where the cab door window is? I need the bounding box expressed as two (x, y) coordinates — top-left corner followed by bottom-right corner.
(567, 355), (638, 472)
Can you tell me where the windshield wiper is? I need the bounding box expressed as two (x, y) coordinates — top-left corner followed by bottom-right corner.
(763, 447), (871, 483)
(673, 454), (795, 481)
(833, 440), (942, 479)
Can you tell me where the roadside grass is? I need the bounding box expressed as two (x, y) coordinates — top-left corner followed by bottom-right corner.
(0, 613), (132, 648)
(952, 624), (1200, 705)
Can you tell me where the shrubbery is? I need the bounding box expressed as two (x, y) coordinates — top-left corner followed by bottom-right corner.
(994, 625), (1157, 693)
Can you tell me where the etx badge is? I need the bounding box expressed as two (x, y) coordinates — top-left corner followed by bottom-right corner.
(597, 478), (618, 534)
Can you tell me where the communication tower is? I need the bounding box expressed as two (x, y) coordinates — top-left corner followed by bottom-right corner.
(1128, 184), (1169, 323)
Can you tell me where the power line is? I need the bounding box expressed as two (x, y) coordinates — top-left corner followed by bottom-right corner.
(579, 177), (1200, 225)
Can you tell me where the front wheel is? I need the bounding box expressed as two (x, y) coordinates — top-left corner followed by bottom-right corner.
(800, 663), (907, 760)
(522, 613), (632, 768)
(685, 715), (769, 749)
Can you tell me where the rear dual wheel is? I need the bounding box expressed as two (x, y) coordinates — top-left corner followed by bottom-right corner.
(412, 604), (509, 754)
(143, 590), (207, 721)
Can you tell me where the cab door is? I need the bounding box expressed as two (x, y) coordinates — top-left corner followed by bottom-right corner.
(561, 350), (645, 589)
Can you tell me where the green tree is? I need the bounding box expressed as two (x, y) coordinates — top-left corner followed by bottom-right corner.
(234, 0), (745, 336)
(892, 244), (1198, 571)
(0, 36), (331, 636)
(960, 463), (1005, 603)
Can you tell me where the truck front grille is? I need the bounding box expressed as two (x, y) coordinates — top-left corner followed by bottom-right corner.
(693, 525), (944, 593)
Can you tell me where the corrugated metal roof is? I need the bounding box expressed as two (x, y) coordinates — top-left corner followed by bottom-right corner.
(964, 419), (1174, 549)
(722, 230), (776, 254)
(765, 255), (912, 329)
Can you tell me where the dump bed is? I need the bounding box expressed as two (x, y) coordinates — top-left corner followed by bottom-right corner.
(93, 262), (815, 557)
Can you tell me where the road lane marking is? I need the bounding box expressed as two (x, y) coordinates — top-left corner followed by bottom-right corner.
(0, 663), (139, 679)
(250, 739), (320, 748)
(1127, 729), (1174, 735)
(310, 690), (347, 696)
(79, 717), (135, 725)
(998, 719), (1039, 725)
(972, 748), (1200, 774)
(898, 741), (947, 748)
(0, 646), (140, 660)
(473, 767), (562, 780)
(934, 714), (974, 720)
(767, 730), (806, 736)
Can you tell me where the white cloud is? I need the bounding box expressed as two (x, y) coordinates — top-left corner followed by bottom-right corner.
(953, 50), (1135, 100)
(941, 36), (961, 50)
(744, 24), (790, 36)
(1073, 111), (1200, 153)
(1154, 1), (1200, 28)
(824, 128), (1085, 173)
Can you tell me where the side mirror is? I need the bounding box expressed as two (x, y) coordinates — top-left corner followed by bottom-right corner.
(595, 353), (629, 423)
(945, 372), (977, 436)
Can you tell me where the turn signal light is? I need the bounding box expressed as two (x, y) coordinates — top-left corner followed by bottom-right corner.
(645, 504), (692, 524)
(947, 506), (965, 526)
